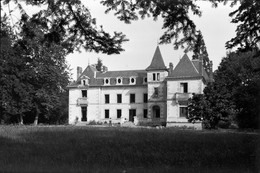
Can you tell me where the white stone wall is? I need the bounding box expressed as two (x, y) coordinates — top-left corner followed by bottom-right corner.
(68, 86), (148, 124)
(68, 88), (81, 124)
(166, 79), (204, 123)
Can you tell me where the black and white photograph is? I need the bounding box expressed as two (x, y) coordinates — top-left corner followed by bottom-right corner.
(0, 0), (259, 172)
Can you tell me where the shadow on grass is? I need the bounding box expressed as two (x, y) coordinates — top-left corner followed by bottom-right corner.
(0, 126), (259, 173)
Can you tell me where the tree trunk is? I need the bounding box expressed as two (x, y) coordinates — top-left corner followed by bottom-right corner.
(20, 114), (24, 125)
(34, 104), (40, 125)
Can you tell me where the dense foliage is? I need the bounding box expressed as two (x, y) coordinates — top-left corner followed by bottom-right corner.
(188, 50), (260, 129)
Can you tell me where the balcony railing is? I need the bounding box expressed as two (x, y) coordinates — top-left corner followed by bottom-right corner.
(77, 97), (88, 106)
(174, 93), (192, 101)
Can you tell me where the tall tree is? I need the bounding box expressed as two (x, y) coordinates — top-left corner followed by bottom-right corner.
(188, 50), (260, 129)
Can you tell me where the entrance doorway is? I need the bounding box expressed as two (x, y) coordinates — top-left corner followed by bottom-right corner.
(152, 105), (160, 118)
(129, 109), (136, 122)
(81, 106), (87, 121)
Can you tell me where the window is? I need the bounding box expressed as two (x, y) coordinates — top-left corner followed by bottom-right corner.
(152, 73), (160, 81)
(81, 107), (87, 121)
(143, 77), (147, 83)
(152, 105), (160, 118)
(143, 93), (148, 103)
(157, 73), (160, 81)
(117, 109), (122, 119)
(153, 73), (156, 81)
(180, 107), (188, 117)
(117, 77), (122, 84)
(130, 94), (135, 103)
(117, 94), (122, 103)
(180, 83), (188, 93)
(104, 78), (110, 85)
(154, 87), (159, 97)
(105, 94), (110, 104)
(82, 90), (87, 97)
(105, 109), (109, 118)
(130, 77), (136, 84)
(143, 109), (147, 118)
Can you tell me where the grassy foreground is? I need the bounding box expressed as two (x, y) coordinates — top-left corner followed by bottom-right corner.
(0, 126), (259, 173)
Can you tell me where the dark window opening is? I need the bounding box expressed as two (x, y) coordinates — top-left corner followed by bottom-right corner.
(83, 80), (86, 85)
(152, 105), (160, 118)
(130, 78), (135, 83)
(153, 73), (156, 81)
(105, 78), (109, 84)
(117, 94), (122, 103)
(81, 107), (87, 121)
(117, 109), (122, 119)
(82, 90), (87, 97)
(154, 87), (159, 97)
(143, 109), (148, 118)
(144, 77), (147, 83)
(105, 94), (110, 104)
(105, 109), (109, 119)
(129, 109), (136, 122)
(143, 93), (148, 103)
(130, 94), (135, 103)
(180, 83), (188, 93)
(180, 107), (188, 117)
(117, 78), (122, 84)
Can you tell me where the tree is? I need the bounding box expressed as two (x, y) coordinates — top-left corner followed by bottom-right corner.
(96, 58), (103, 71)
(188, 50), (260, 129)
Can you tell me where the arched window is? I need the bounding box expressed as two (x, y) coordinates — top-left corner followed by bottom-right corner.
(152, 105), (160, 118)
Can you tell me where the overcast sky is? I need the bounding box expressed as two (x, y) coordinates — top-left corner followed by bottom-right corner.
(4, 0), (238, 80)
(67, 1), (239, 80)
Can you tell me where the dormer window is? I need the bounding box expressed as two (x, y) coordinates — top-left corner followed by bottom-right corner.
(104, 78), (110, 85)
(117, 77), (123, 85)
(129, 77), (136, 85)
(81, 75), (89, 86)
(143, 77), (147, 84)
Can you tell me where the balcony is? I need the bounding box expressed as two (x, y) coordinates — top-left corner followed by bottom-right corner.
(77, 97), (88, 106)
(174, 93), (192, 101)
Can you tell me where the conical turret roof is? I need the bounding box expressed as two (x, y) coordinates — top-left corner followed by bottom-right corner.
(146, 46), (167, 71)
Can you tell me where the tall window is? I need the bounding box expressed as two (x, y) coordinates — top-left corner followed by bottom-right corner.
(105, 109), (109, 118)
(180, 107), (188, 117)
(117, 109), (122, 119)
(82, 90), (87, 97)
(130, 94), (135, 103)
(153, 73), (156, 81)
(105, 94), (110, 104)
(117, 94), (122, 103)
(143, 109), (148, 118)
(154, 87), (159, 97)
(143, 93), (148, 103)
(180, 83), (188, 93)
(152, 73), (160, 81)
(153, 105), (160, 118)
(157, 73), (160, 81)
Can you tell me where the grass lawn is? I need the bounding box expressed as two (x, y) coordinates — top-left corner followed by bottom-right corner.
(0, 125), (259, 173)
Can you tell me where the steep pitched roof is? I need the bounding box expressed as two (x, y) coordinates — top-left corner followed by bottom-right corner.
(146, 46), (167, 71)
(169, 54), (201, 78)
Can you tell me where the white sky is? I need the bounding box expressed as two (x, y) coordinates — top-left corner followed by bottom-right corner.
(67, 1), (238, 80)
(2, 1), (238, 80)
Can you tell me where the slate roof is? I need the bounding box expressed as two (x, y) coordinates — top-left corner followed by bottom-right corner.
(168, 54), (209, 81)
(67, 66), (147, 88)
(146, 46), (167, 71)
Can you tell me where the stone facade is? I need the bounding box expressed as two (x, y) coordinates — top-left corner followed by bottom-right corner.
(67, 46), (212, 127)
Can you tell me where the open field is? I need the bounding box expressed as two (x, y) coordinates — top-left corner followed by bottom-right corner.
(0, 125), (259, 173)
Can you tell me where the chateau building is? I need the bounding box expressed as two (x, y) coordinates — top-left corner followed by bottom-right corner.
(67, 46), (212, 128)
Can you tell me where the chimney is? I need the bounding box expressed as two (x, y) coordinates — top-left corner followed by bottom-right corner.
(209, 61), (213, 82)
(169, 62), (173, 75)
(77, 66), (82, 80)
